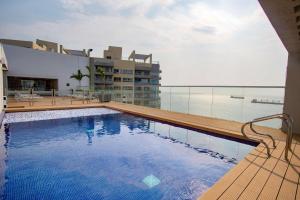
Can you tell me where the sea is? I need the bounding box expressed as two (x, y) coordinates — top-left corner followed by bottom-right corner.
(159, 87), (285, 129)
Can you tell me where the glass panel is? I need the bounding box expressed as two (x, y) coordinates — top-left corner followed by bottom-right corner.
(6, 85), (285, 129)
(243, 88), (284, 128)
(159, 87), (171, 111)
(169, 87), (189, 113)
(189, 87), (213, 117)
(211, 87), (244, 121)
(158, 86), (284, 128)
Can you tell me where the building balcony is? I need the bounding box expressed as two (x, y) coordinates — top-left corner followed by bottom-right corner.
(135, 63), (152, 70)
(95, 79), (113, 84)
(135, 74), (151, 78)
(150, 75), (161, 80)
(134, 81), (151, 86)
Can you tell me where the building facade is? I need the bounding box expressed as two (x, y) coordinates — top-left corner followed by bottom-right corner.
(90, 46), (161, 107)
(2, 44), (89, 93)
(0, 39), (161, 107)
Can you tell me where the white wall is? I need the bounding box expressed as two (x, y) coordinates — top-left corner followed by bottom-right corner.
(0, 44), (6, 113)
(3, 44), (89, 91)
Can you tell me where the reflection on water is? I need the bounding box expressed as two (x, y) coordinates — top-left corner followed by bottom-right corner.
(66, 113), (256, 162)
(85, 114), (121, 144)
(149, 120), (256, 162)
(2, 112), (256, 200)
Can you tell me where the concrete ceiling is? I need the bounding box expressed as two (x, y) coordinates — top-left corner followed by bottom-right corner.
(259, 0), (300, 53)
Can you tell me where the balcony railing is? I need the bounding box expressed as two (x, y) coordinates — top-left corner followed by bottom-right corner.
(159, 86), (285, 129)
(6, 85), (284, 128)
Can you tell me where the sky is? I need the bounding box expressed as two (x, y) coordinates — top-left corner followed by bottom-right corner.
(0, 0), (288, 86)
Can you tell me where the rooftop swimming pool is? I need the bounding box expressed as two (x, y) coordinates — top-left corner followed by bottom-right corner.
(0, 108), (257, 200)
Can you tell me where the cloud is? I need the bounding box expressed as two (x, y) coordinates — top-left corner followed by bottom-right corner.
(0, 0), (288, 85)
(61, 0), (93, 13)
(193, 26), (217, 34)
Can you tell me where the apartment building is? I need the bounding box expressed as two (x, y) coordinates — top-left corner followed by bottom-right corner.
(0, 39), (161, 107)
(90, 46), (161, 106)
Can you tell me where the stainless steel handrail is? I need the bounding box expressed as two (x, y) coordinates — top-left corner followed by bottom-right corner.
(241, 113), (293, 160)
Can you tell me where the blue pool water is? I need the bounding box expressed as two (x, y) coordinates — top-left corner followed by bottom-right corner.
(1, 111), (256, 200)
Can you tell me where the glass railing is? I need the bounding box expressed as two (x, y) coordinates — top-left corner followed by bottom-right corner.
(6, 88), (160, 108)
(159, 86), (285, 128)
(6, 85), (285, 128)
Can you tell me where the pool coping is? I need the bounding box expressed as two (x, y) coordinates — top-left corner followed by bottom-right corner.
(4, 102), (300, 200)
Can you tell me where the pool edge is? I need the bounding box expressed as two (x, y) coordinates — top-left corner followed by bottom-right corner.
(4, 102), (294, 200)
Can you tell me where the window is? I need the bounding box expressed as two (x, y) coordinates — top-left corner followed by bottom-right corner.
(135, 70), (150, 75)
(95, 65), (105, 72)
(123, 78), (133, 82)
(135, 87), (142, 91)
(141, 79), (149, 83)
(151, 80), (159, 84)
(123, 86), (133, 90)
(105, 77), (112, 82)
(114, 69), (119, 74)
(21, 80), (34, 90)
(115, 93), (121, 98)
(135, 70), (142, 75)
(114, 77), (121, 82)
(120, 69), (133, 74)
(135, 78), (149, 83)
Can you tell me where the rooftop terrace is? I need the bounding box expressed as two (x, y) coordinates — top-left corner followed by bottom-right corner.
(4, 98), (300, 200)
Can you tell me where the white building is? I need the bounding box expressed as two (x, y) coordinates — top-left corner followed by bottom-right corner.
(0, 44), (8, 119)
(2, 44), (89, 93)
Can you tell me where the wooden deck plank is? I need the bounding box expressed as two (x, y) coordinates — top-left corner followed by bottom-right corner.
(218, 141), (274, 200)
(296, 180), (300, 200)
(199, 144), (266, 200)
(238, 141), (285, 200)
(104, 102), (287, 141)
(276, 143), (300, 200)
(257, 143), (297, 200)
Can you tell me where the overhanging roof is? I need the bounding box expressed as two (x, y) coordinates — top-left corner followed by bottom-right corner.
(259, 0), (300, 53)
(64, 49), (87, 57)
(132, 54), (150, 60)
(128, 50), (151, 61)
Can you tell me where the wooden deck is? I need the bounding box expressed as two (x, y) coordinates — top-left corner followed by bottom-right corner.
(5, 100), (300, 200)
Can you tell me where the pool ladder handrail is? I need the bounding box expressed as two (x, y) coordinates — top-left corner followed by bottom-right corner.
(241, 113), (293, 160)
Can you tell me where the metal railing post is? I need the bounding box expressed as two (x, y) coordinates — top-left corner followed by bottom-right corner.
(187, 87), (191, 114)
(210, 87), (214, 117)
(169, 87), (172, 111)
(52, 89), (55, 106)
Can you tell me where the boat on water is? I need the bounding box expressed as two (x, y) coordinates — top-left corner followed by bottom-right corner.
(251, 98), (283, 105)
(230, 95), (245, 99)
